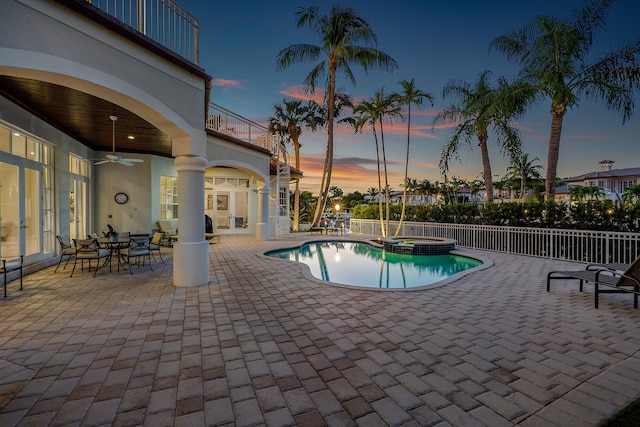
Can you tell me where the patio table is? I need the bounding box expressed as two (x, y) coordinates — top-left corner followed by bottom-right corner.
(97, 237), (130, 272)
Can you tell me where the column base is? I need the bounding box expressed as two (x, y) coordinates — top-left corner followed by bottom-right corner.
(256, 222), (270, 241)
(173, 241), (210, 287)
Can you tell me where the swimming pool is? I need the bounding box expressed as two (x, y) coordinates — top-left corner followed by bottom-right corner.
(265, 240), (486, 290)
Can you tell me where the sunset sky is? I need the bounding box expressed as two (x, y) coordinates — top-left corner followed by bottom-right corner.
(180, 0), (640, 194)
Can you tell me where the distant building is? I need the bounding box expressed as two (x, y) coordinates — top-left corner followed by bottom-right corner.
(555, 160), (640, 203)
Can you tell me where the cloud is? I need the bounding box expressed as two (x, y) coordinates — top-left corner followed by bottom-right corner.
(298, 155), (406, 192)
(212, 78), (245, 92)
(279, 84), (325, 103)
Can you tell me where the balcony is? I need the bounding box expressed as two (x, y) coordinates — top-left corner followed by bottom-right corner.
(61, 0), (199, 64)
(207, 103), (280, 155)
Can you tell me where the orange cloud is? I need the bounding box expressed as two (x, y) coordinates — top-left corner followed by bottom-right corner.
(298, 155), (407, 193)
(212, 78), (245, 92)
(279, 84), (325, 103)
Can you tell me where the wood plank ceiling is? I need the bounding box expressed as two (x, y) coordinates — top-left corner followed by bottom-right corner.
(0, 75), (173, 157)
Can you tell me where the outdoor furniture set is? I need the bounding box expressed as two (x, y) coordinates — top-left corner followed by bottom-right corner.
(55, 232), (161, 277)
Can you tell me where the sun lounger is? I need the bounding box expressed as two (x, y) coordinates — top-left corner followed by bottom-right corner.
(156, 219), (220, 245)
(586, 261), (629, 272)
(547, 256), (640, 308)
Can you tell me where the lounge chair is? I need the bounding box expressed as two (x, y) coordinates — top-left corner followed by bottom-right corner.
(586, 261), (628, 273)
(547, 256), (640, 308)
(156, 220), (178, 245)
(156, 218), (219, 245)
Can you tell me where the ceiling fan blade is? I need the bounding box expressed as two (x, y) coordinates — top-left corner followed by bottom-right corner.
(122, 158), (144, 163)
(94, 160), (110, 165)
(117, 160), (134, 166)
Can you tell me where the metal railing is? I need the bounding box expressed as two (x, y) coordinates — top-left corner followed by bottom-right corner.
(350, 219), (640, 265)
(207, 103), (279, 153)
(83, 0), (199, 64)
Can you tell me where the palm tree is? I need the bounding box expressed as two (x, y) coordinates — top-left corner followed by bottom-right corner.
(268, 99), (325, 231)
(622, 184), (640, 205)
(417, 179), (433, 204)
(491, 0), (640, 200)
(366, 187), (378, 204)
(352, 89), (401, 237)
(506, 154), (543, 201)
(433, 71), (524, 203)
(276, 5), (397, 227)
(402, 177), (419, 206)
(392, 79), (434, 236)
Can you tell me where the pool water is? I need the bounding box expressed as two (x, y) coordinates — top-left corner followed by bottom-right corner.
(266, 241), (482, 289)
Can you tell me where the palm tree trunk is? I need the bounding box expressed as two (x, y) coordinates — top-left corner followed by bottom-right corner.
(395, 105), (411, 236)
(546, 106), (566, 201)
(478, 134), (494, 203)
(312, 67), (337, 227)
(292, 136), (301, 232)
(379, 119), (390, 237)
(373, 129), (385, 237)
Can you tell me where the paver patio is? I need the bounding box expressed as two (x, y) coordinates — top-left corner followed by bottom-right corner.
(0, 234), (639, 426)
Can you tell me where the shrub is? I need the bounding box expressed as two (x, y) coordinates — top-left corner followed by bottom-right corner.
(351, 201), (639, 232)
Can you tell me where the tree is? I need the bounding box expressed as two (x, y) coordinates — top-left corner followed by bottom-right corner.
(622, 184), (640, 205)
(506, 153), (543, 201)
(433, 70), (524, 204)
(417, 179), (433, 204)
(268, 99), (325, 231)
(366, 187), (378, 203)
(491, 0), (640, 200)
(352, 88), (401, 237)
(392, 79), (434, 236)
(276, 5), (397, 227)
(341, 191), (365, 209)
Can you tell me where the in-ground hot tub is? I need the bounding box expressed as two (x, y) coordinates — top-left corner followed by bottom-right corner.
(380, 236), (456, 255)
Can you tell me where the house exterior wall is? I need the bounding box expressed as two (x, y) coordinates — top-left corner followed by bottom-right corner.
(1, 0), (212, 286)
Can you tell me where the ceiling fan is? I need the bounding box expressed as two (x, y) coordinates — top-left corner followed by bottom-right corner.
(94, 115), (144, 166)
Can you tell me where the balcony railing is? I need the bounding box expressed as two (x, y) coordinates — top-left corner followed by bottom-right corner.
(350, 219), (640, 265)
(83, 0), (199, 64)
(207, 103), (280, 154)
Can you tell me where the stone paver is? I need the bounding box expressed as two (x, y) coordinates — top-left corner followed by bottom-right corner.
(0, 234), (640, 426)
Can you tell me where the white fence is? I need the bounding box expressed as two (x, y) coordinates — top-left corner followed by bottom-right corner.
(349, 219), (640, 265)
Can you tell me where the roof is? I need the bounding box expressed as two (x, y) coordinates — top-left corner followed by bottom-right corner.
(270, 159), (303, 179)
(565, 167), (640, 182)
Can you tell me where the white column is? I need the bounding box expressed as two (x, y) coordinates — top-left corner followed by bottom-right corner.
(173, 155), (209, 287)
(256, 185), (270, 241)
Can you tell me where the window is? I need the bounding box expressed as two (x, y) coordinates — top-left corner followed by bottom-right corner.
(597, 181), (605, 188)
(621, 180), (636, 192)
(69, 154), (89, 177)
(279, 186), (288, 216)
(160, 176), (179, 218)
(0, 127), (10, 152)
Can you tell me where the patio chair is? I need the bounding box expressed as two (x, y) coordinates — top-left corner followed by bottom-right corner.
(71, 238), (110, 278)
(149, 232), (164, 263)
(547, 256), (640, 308)
(121, 235), (153, 274)
(55, 234), (76, 272)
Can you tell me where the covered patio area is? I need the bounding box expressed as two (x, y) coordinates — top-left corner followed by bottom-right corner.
(0, 234), (639, 426)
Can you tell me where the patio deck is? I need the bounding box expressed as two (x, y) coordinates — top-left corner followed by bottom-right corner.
(0, 234), (639, 426)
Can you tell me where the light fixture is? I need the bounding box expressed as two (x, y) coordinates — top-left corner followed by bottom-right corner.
(128, 135), (135, 140)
